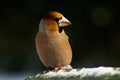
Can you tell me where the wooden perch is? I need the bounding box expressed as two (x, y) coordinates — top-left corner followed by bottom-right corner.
(26, 66), (120, 80)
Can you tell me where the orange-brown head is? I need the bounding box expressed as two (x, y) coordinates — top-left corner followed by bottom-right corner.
(39, 11), (71, 33)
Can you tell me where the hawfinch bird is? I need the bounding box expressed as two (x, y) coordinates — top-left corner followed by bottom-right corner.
(35, 11), (72, 71)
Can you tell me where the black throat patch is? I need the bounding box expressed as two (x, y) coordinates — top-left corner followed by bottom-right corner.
(59, 27), (63, 33)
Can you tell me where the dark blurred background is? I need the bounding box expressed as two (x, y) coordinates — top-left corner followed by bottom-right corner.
(0, 0), (120, 74)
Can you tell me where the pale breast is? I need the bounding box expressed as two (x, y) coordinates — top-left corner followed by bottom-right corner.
(35, 31), (72, 67)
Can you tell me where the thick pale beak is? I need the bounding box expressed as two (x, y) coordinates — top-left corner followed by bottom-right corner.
(58, 16), (71, 27)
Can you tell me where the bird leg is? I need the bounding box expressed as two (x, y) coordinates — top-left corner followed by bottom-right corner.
(43, 66), (54, 74)
(54, 66), (64, 71)
(43, 65), (64, 74)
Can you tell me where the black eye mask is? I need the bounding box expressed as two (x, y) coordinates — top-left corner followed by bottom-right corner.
(53, 17), (63, 33)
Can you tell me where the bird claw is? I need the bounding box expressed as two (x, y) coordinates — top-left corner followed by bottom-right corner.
(54, 66), (63, 71)
(43, 67), (54, 74)
(43, 70), (50, 74)
(43, 66), (64, 74)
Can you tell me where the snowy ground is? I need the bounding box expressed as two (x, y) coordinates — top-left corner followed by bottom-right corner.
(2, 67), (120, 80)
(33, 66), (120, 78)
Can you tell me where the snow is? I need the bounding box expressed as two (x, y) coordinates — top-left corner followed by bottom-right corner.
(35, 66), (120, 78)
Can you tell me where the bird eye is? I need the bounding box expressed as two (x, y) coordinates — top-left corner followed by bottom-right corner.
(54, 18), (59, 22)
(53, 17), (62, 22)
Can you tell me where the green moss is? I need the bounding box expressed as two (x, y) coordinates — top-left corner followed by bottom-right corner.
(64, 68), (72, 72)
(114, 68), (120, 71)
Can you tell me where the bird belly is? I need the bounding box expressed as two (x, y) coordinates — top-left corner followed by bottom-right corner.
(35, 33), (72, 68)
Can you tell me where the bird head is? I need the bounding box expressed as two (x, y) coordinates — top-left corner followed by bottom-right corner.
(39, 11), (71, 33)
